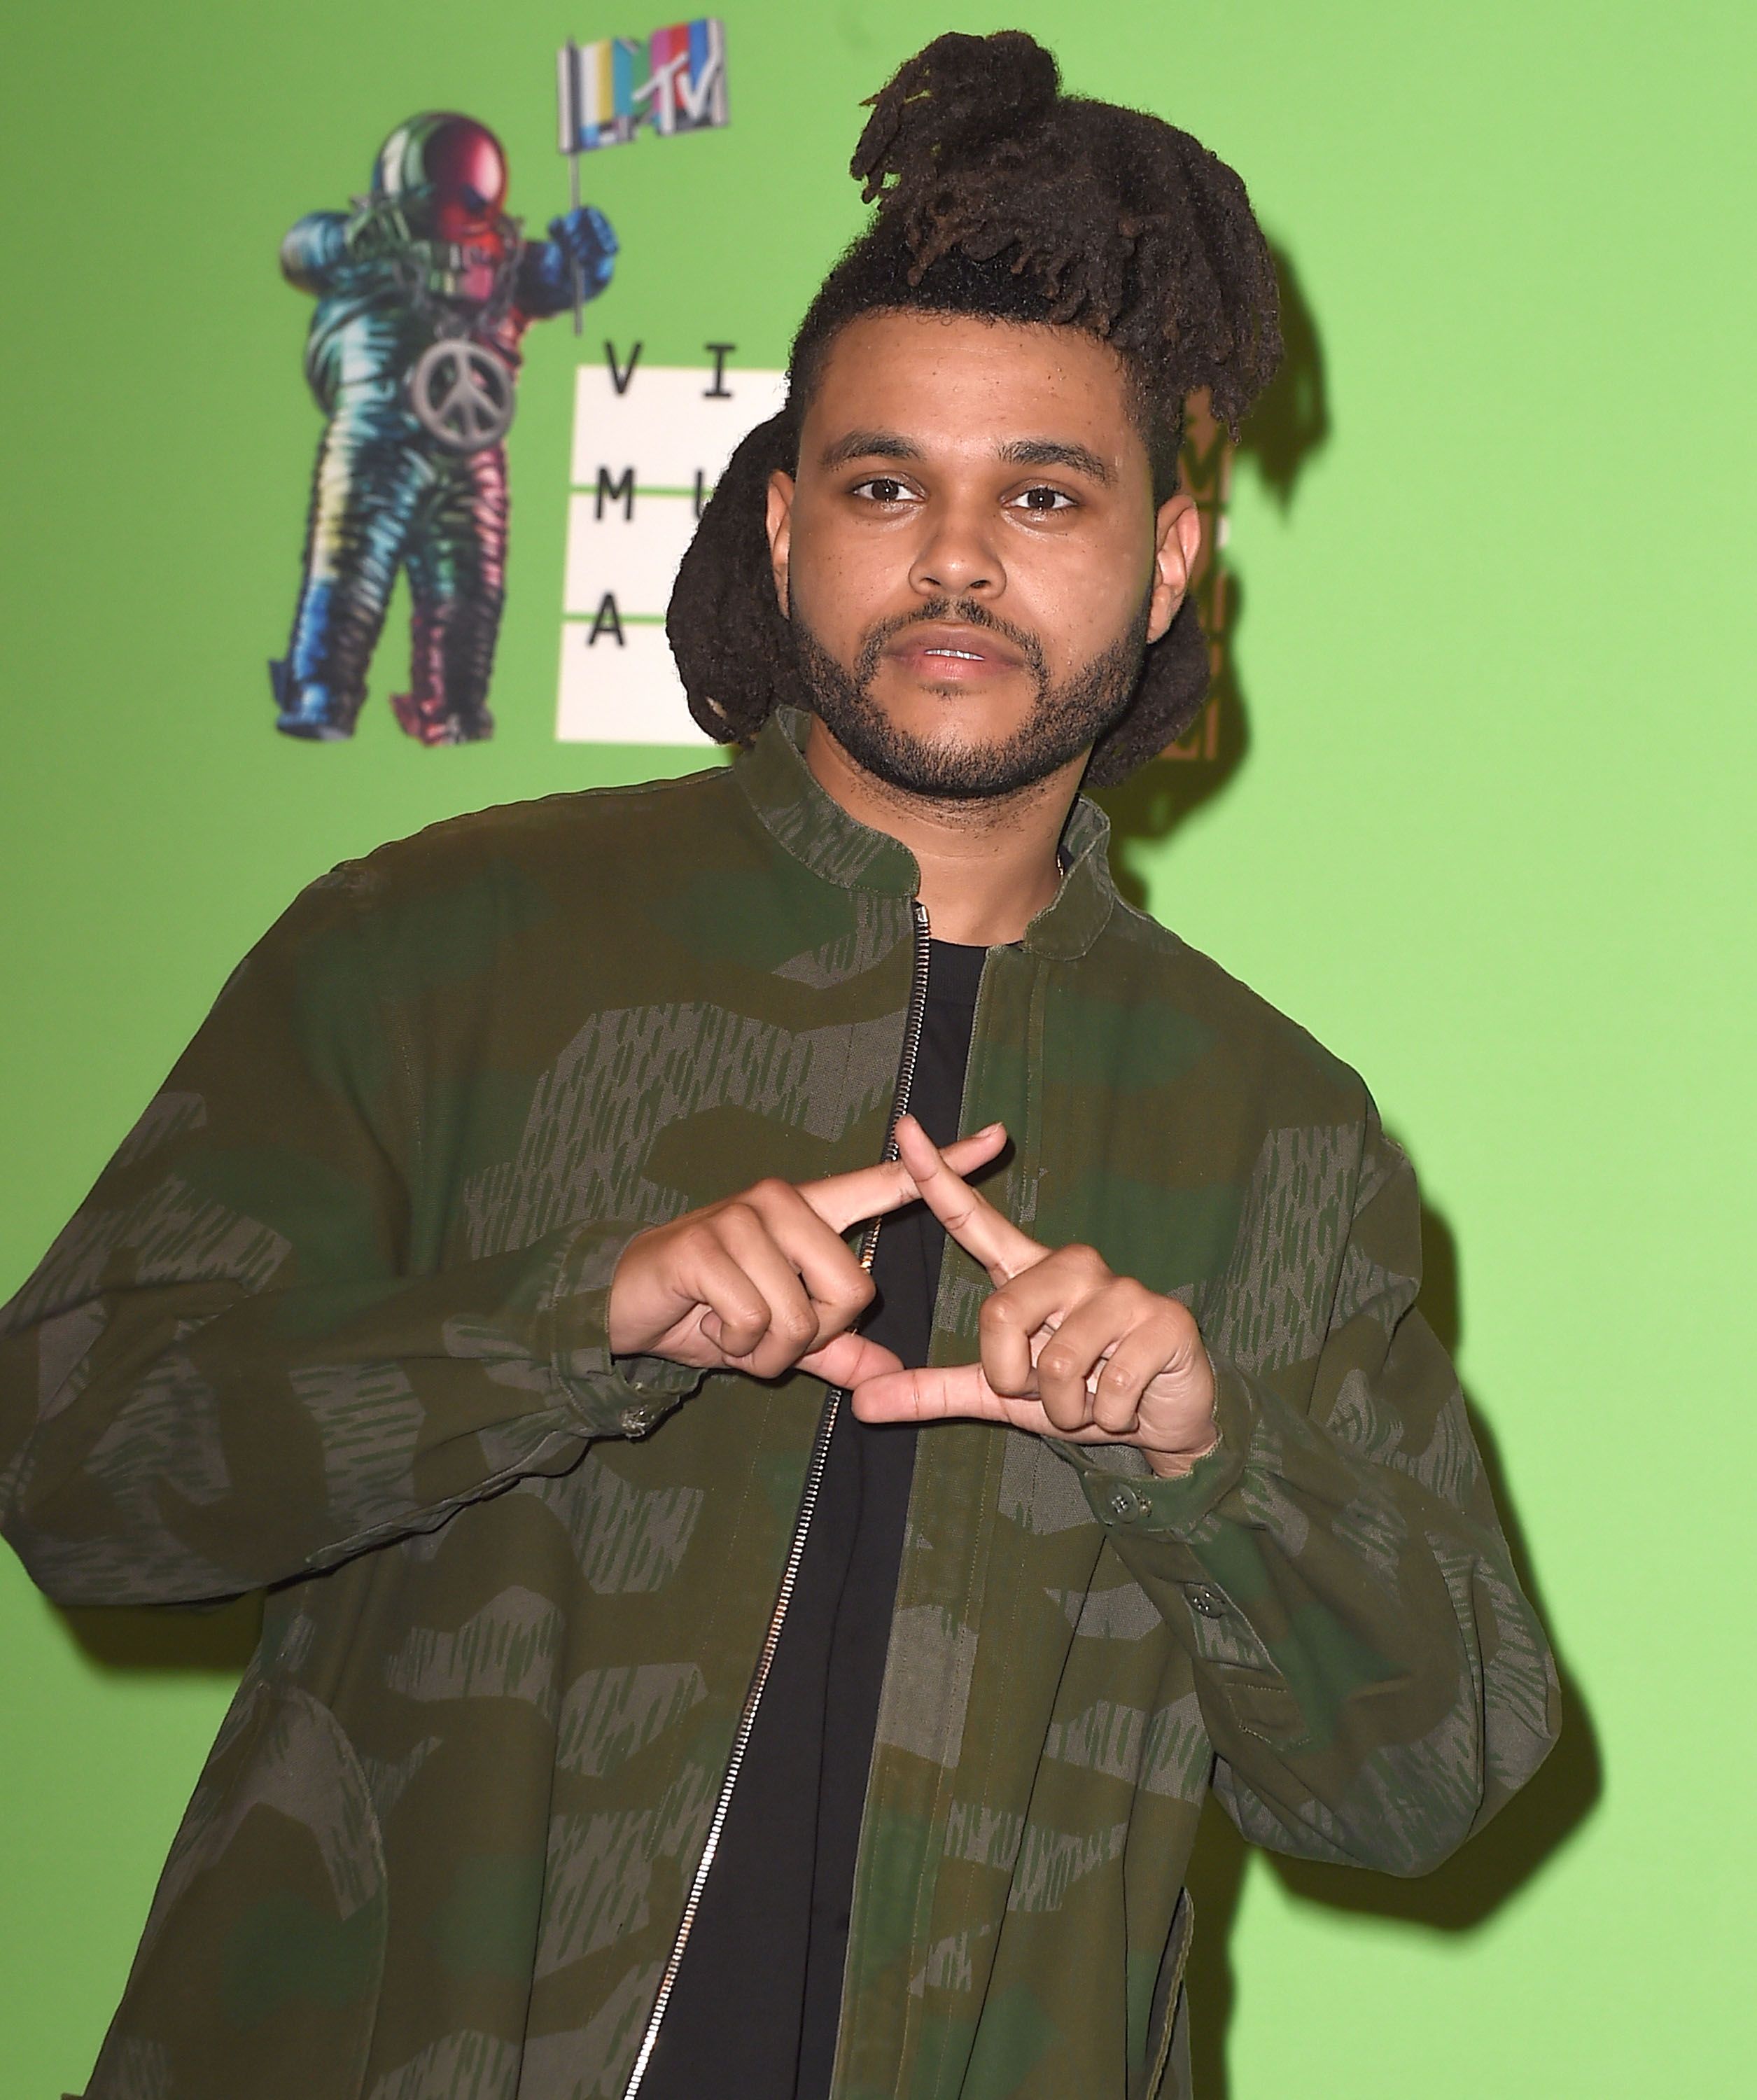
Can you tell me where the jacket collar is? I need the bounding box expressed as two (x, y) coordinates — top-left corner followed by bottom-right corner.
(733, 708), (1116, 960)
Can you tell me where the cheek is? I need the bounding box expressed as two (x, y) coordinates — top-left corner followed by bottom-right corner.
(787, 505), (897, 643)
(1015, 533), (1154, 666)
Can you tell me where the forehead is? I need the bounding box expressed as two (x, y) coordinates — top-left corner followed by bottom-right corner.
(804, 310), (1143, 465)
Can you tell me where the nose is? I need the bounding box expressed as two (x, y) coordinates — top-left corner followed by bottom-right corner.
(907, 495), (1003, 601)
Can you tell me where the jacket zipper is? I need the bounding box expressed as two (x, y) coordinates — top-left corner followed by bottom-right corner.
(620, 897), (933, 2099)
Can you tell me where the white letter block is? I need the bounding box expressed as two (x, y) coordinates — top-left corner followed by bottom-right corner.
(556, 358), (785, 746)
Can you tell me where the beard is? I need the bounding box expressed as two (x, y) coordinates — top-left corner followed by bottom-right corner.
(789, 593), (1152, 802)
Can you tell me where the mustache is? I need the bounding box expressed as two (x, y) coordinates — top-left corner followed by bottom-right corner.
(850, 598), (1049, 688)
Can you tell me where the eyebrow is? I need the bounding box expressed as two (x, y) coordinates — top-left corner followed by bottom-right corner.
(817, 429), (1116, 486)
(819, 428), (923, 470)
(997, 437), (1115, 486)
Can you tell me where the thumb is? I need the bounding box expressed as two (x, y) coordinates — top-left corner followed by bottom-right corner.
(800, 1330), (903, 1390)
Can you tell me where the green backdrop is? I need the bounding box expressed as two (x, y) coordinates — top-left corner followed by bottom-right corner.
(3, 2), (1752, 2093)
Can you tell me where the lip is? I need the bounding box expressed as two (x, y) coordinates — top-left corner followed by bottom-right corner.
(883, 622), (1026, 680)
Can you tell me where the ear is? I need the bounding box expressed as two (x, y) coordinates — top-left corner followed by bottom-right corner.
(766, 470), (796, 619)
(1145, 491), (1203, 645)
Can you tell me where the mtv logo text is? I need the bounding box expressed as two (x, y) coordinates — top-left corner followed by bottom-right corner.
(556, 342), (785, 744)
(557, 20), (729, 150)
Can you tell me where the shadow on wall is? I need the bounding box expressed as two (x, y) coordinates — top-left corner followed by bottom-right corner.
(1180, 1207), (1602, 2097)
(61, 1590), (262, 1676)
(1099, 246), (1602, 2094)
(1099, 240), (1330, 889)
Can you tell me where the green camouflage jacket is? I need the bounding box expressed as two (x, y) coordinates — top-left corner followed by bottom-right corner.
(0, 710), (1557, 2100)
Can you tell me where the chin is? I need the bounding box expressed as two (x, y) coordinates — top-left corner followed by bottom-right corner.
(881, 682), (1034, 744)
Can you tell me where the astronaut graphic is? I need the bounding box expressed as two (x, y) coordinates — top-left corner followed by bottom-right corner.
(272, 113), (615, 743)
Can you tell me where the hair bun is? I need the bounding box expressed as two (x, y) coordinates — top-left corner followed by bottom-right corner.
(850, 31), (1060, 203)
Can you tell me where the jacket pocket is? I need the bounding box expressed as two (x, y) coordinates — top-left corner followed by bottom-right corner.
(1133, 1885), (1195, 2100)
(1214, 1665), (1311, 1749)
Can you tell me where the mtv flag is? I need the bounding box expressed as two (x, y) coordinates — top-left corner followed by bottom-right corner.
(557, 19), (728, 152)
(556, 342), (785, 745)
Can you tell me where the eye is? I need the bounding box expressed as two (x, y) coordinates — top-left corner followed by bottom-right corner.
(850, 475), (918, 506)
(1009, 484), (1077, 514)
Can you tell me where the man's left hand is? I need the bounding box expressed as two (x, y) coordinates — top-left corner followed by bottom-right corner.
(849, 1115), (1219, 1479)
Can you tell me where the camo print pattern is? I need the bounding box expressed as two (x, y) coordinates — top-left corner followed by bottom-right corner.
(0, 712), (1557, 2099)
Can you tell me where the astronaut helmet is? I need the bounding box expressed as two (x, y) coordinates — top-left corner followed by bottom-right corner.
(371, 113), (508, 241)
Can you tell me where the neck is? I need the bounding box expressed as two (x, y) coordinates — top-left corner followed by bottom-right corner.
(802, 716), (1082, 945)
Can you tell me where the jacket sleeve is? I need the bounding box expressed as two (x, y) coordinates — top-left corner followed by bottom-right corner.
(0, 867), (696, 1609)
(1059, 1110), (1559, 1876)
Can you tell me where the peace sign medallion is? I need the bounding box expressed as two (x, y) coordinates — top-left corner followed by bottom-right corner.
(407, 338), (516, 454)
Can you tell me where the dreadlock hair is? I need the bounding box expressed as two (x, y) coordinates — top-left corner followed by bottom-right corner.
(667, 29), (1282, 787)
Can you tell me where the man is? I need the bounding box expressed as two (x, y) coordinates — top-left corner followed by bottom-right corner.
(1, 32), (1557, 2100)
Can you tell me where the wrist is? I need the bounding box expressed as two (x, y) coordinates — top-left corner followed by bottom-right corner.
(1142, 1347), (1219, 1477)
(1143, 1432), (1219, 1480)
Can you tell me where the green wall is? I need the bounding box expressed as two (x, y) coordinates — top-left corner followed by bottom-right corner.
(2, 2), (1751, 2092)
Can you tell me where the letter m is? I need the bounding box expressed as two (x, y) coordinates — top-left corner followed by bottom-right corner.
(595, 465), (635, 520)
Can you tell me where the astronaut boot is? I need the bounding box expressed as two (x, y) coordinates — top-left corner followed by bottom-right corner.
(270, 660), (362, 741)
(390, 686), (496, 746)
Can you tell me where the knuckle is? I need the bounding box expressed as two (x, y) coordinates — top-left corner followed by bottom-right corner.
(981, 1295), (1023, 1332)
(1038, 1344), (1080, 1384)
(777, 1304), (817, 1344)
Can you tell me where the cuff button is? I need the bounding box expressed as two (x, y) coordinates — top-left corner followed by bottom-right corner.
(1106, 1483), (1151, 1522)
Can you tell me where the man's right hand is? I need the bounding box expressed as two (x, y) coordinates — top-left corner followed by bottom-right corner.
(607, 1123), (1009, 1390)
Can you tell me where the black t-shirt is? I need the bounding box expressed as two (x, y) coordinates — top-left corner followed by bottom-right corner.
(642, 939), (986, 2099)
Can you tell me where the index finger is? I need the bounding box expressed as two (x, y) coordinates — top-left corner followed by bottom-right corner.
(892, 1114), (1047, 1284)
(799, 1121), (1009, 1236)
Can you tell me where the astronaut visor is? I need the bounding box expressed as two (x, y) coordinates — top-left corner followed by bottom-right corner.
(424, 118), (507, 219)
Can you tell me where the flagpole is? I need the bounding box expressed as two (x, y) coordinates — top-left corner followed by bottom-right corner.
(568, 146), (583, 336)
(561, 38), (584, 335)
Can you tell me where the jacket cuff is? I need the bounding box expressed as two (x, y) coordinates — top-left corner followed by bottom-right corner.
(1068, 1359), (1259, 1541)
(544, 1219), (704, 1438)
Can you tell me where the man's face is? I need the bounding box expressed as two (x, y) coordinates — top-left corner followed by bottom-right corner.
(766, 311), (1199, 801)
